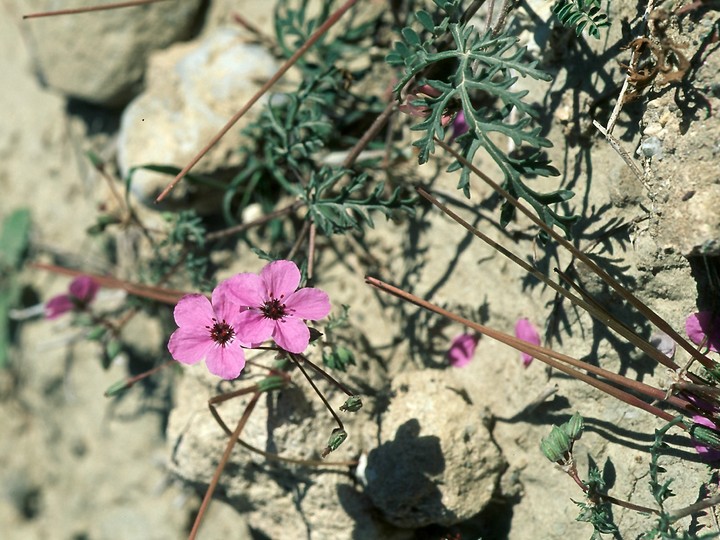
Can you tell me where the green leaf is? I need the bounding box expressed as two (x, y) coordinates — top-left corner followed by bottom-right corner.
(323, 346), (356, 372)
(552, 0), (610, 40)
(0, 208), (31, 270)
(388, 19), (578, 235)
(416, 10), (435, 32)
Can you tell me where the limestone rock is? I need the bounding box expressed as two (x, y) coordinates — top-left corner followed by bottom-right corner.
(166, 357), (406, 540)
(24, 0), (204, 106)
(365, 369), (506, 528)
(117, 27), (278, 210)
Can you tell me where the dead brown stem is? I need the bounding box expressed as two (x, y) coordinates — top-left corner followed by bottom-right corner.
(433, 138), (716, 373)
(365, 275), (692, 424)
(22, 0), (169, 18)
(156, 0), (361, 203)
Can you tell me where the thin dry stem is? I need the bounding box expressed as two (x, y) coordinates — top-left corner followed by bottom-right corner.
(433, 138), (716, 372)
(208, 377), (357, 467)
(416, 187), (680, 372)
(605, 0), (656, 133)
(22, 0), (169, 18)
(156, 0), (360, 203)
(289, 353), (345, 433)
(189, 392), (261, 540)
(204, 201), (303, 242)
(32, 262), (188, 305)
(365, 275), (692, 424)
(592, 120), (646, 184)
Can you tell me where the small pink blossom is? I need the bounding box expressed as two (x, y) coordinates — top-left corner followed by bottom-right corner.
(446, 333), (479, 368)
(222, 260), (331, 354)
(398, 84), (441, 118)
(168, 287), (247, 380)
(451, 110), (469, 140)
(690, 415), (720, 461)
(45, 275), (99, 319)
(649, 330), (676, 359)
(685, 311), (720, 352)
(515, 318), (541, 367)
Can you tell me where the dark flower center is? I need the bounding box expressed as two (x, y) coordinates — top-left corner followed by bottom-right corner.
(262, 297), (287, 320)
(208, 319), (234, 346)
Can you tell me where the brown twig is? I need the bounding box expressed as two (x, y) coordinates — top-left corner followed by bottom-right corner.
(205, 201), (303, 242)
(31, 262), (189, 305)
(433, 138), (716, 372)
(22, 0), (169, 18)
(365, 276), (692, 423)
(155, 0), (361, 203)
(415, 187), (680, 372)
(189, 391), (261, 540)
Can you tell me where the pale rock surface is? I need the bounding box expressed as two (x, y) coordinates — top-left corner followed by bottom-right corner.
(166, 356), (410, 540)
(23, 0), (204, 106)
(365, 369), (506, 528)
(117, 27), (278, 210)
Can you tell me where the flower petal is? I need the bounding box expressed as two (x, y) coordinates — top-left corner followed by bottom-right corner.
(173, 294), (214, 328)
(235, 309), (274, 345)
(220, 273), (266, 308)
(211, 283), (244, 325)
(69, 275), (99, 303)
(447, 333), (478, 368)
(649, 331), (676, 359)
(284, 288), (331, 320)
(261, 260), (300, 300)
(272, 317), (310, 353)
(205, 343), (246, 380)
(168, 326), (211, 365)
(691, 415), (720, 461)
(45, 294), (74, 319)
(686, 311), (720, 352)
(515, 318), (541, 367)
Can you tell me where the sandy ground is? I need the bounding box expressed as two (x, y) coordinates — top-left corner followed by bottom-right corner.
(1, 1), (719, 539)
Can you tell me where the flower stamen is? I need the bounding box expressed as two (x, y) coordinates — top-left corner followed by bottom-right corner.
(209, 318), (235, 346)
(262, 298), (287, 320)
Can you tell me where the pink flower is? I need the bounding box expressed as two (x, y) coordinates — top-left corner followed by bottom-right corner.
(222, 260), (331, 354)
(685, 311), (720, 352)
(45, 275), (99, 319)
(398, 84), (441, 118)
(447, 333), (479, 368)
(649, 330), (677, 359)
(168, 287), (247, 380)
(515, 318), (541, 367)
(690, 415), (720, 461)
(451, 110), (469, 140)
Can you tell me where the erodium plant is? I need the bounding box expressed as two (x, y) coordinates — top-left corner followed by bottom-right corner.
(387, 0), (578, 234)
(18, 0), (720, 539)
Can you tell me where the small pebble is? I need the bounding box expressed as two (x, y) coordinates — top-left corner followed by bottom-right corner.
(640, 136), (663, 159)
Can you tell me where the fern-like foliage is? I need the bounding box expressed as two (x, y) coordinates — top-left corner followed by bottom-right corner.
(148, 210), (212, 291)
(574, 458), (620, 539)
(387, 1), (578, 236)
(274, 0), (377, 74)
(302, 166), (415, 236)
(552, 0), (610, 40)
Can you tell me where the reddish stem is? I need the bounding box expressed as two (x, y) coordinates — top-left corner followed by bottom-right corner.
(434, 138), (716, 372)
(365, 276), (692, 426)
(23, 0), (169, 18)
(32, 262), (189, 305)
(156, 0), (361, 203)
(189, 392), (261, 540)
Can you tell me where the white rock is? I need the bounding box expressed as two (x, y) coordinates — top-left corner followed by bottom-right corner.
(24, 0), (204, 106)
(117, 28), (278, 210)
(365, 369), (505, 527)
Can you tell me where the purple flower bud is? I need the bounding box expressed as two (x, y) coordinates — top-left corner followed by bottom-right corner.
(685, 311), (720, 352)
(447, 333), (479, 368)
(515, 318), (541, 367)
